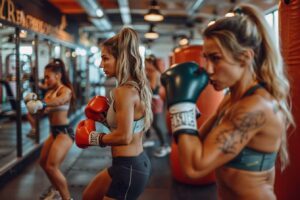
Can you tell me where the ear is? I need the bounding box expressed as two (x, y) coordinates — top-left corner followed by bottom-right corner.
(241, 49), (254, 67)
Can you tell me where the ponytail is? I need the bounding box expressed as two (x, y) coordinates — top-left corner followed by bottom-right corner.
(102, 27), (153, 130)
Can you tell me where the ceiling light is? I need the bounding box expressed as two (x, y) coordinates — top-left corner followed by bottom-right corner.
(144, 24), (159, 40)
(179, 37), (189, 46)
(145, 32), (159, 40)
(96, 9), (104, 17)
(144, 0), (164, 22)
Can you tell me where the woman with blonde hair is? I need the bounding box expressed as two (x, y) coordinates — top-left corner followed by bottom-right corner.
(81, 27), (153, 200)
(161, 3), (294, 200)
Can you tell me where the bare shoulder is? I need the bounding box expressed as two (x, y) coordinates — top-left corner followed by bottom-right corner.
(114, 85), (138, 102)
(225, 94), (276, 127)
(207, 95), (269, 156)
(243, 93), (277, 113)
(58, 85), (71, 94)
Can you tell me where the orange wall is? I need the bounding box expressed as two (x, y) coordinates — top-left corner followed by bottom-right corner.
(276, 1), (300, 199)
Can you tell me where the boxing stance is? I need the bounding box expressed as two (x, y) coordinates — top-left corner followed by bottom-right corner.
(25, 59), (75, 200)
(161, 4), (294, 200)
(75, 27), (153, 200)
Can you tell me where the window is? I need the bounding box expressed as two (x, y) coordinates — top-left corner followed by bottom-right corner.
(265, 9), (279, 47)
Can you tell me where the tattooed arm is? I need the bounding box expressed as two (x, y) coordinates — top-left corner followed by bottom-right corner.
(198, 94), (229, 139)
(177, 96), (267, 179)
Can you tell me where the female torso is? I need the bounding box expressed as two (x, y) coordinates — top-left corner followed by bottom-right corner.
(107, 83), (146, 157)
(44, 84), (71, 125)
(212, 87), (285, 200)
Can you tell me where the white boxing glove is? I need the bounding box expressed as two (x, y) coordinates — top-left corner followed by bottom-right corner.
(88, 122), (111, 146)
(24, 92), (37, 103)
(26, 100), (46, 114)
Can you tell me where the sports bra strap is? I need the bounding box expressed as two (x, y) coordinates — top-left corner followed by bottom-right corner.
(121, 81), (140, 92)
(242, 82), (265, 98)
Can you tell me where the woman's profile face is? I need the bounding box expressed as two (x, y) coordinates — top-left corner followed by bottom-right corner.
(203, 37), (244, 91)
(100, 47), (117, 78)
(145, 60), (156, 73)
(44, 69), (60, 89)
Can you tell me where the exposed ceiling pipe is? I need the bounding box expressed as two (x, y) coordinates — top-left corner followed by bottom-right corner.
(187, 0), (204, 17)
(117, 0), (132, 25)
(77, 0), (112, 34)
(93, 32), (116, 39)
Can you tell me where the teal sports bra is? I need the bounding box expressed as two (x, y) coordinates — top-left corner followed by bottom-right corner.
(106, 102), (145, 134)
(95, 117), (144, 134)
(226, 147), (277, 171)
(220, 83), (277, 171)
(106, 81), (145, 134)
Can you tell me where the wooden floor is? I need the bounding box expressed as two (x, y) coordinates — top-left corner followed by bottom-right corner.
(0, 113), (217, 200)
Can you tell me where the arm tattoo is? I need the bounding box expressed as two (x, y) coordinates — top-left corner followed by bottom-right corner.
(215, 107), (266, 154)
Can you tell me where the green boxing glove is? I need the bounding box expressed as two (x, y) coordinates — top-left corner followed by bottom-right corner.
(161, 62), (209, 143)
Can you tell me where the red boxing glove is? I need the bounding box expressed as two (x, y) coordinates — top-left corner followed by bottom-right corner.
(85, 96), (109, 122)
(75, 119), (110, 148)
(75, 119), (96, 149)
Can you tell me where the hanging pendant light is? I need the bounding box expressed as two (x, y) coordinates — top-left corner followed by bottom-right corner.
(144, 0), (164, 22)
(144, 24), (159, 40)
(178, 35), (189, 46)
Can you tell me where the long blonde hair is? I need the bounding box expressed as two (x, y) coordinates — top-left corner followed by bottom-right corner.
(101, 27), (153, 130)
(203, 4), (295, 170)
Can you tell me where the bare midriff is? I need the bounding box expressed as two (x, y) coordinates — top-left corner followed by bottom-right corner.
(111, 133), (144, 157)
(216, 166), (276, 200)
(48, 110), (69, 125)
